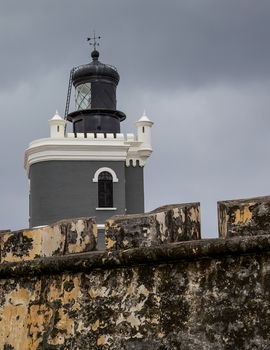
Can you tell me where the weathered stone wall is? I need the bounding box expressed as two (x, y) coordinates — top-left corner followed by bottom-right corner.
(1, 199), (270, 349)
(218, 195), (270, 238)
(0, 218), (97, 263)
(105, 202), (201, 250)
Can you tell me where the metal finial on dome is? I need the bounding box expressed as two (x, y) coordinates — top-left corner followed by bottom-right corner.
(91, 50), (99, 61)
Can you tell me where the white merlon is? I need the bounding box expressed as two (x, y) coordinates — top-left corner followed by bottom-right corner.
(24, 112), (154, 175)
(48, 111), (66, 138)
(126, 133), (135, 142)
(106, 133), (114, 139)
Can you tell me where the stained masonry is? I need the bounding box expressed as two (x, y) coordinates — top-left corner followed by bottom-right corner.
(0, 198), (270, 349)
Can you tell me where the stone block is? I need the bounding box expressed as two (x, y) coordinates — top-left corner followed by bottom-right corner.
(59, 217), (97, 254)
(218, 195), (270, 238)
(0, 217), (97, 263)
(105, 203), (200, 250)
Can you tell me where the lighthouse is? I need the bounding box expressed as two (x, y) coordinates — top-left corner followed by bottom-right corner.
(24, 40), (153, 230)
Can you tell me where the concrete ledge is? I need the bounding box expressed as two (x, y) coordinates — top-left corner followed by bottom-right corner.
(1, 234), (270, 278)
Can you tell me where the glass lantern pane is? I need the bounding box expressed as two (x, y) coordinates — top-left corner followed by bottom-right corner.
(75, 83), (91, 110)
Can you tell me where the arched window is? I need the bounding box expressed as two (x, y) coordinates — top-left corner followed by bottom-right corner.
(98, 171), (113, 207)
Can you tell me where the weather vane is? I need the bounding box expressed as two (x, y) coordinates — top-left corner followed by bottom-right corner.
(87, 31), (101, 51)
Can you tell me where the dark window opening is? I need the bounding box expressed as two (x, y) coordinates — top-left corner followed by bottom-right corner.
(142, 126), (145, 133)
(57, 126), (60, 132)
(98, 171), (113, 207)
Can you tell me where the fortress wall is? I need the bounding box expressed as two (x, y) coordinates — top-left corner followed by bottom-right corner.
(0, 198), (270, 350)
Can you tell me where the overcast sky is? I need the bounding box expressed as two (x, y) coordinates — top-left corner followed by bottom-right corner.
(0, 0), (270, 237)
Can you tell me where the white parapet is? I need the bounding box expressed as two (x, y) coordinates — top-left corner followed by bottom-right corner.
(86, 133), (95, 139)
(25, 111), (154, 175)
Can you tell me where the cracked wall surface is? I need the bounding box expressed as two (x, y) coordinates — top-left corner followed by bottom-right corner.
(0, 199), (270, 349)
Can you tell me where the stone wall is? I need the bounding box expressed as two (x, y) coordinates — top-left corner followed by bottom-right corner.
(0, 198), (270, 349)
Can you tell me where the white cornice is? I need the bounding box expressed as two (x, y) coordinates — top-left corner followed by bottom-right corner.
(24, 134), (153, 176)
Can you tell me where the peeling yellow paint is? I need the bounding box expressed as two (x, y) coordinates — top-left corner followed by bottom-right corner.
(106, 237), (116, 249)
(0, 286), (37, 350)
(48, 308), (75, 345)
(57, 308), (75, 335)
(68, 220), (92, 254)
(71, 302), (81, 311)
(92, 319), (100, 331)
(89, 288), (99, 298)
(180, 209), (185, 222)
(71, 219), (85, 234)
(173, 208), (179, 219)
(234, 206), (253, 224)
(63, 276), (81, 304)
(7, 287), (31, 305)
(97, 335), (106, 345)
(106, 219), (114, 227)
(47, 280), (62, 302)
(41, 225), (65, 256)
(111, 290), (117, 297)
(156, 212), (166, 235)
(27, 304), (53, 349)
(93, 223), (98, 238)
(0, 304), (29, 350)
(77, 320), (89, 333)
(189, 207), (199, 222)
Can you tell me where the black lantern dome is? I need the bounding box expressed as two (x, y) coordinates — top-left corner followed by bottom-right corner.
(72, 50), (120, 86)
(67, 50), (126, 134)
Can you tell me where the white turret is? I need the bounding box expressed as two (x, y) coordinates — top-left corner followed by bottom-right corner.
(48, 111), (66, 138)
(136, 111), (154, 154)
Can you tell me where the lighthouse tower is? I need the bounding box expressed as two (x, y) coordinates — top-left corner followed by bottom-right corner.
(24, 45), (153, 229)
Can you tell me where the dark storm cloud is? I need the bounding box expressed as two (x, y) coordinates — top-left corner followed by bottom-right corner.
(0, 0), (270, 236)
(1, 0), (270, 91)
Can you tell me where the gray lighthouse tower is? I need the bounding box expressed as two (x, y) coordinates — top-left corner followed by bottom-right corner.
(24, 46), (153, 230)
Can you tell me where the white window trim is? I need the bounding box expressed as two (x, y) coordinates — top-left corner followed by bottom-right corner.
(96, 207), (117, 211)
(92, 167), (119, 183)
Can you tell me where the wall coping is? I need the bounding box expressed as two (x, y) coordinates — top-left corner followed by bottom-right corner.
(1, 234), (270, 278)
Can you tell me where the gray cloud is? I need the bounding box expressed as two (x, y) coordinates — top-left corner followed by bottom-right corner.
(0, 0), (270, 237)
(1, 0), (270, 90)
